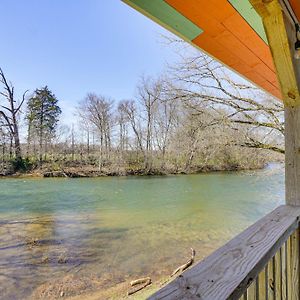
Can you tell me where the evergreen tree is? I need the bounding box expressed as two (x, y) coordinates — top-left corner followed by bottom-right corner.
(26, 86), (61, 162)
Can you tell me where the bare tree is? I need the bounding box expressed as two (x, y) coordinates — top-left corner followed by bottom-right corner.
(117, 101), (129, 152)
(136, 76), (164, 170)
(76, 106), (92, 157)
(118, 99), (144, 155)
(0, 68), (27, 162)
(78, 93), (114, 169)
(153, 81), (178, 168)
(168, 52), (284, 154)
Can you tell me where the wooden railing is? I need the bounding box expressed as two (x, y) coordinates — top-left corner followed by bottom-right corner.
(149, 205), (300, 300)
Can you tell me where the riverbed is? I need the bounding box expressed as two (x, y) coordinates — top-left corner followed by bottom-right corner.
(0, 164), (284, 299)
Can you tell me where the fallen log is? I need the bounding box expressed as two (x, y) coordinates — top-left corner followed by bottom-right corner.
(128, 277), (152, 296)
(130, 277), (151, 286)
(171, 248), (196, 277)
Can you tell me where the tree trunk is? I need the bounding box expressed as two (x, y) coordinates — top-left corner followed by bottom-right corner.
(12, 114), (21, 161)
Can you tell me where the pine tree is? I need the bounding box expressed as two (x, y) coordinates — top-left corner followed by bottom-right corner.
(26, 86), (61, 163)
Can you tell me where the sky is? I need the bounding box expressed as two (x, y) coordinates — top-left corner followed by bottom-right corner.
(0, 0), (183, 122)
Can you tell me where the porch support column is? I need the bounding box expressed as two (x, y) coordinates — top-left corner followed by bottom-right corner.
(250, 0), (300, 205)
(285, 106), (300, 205)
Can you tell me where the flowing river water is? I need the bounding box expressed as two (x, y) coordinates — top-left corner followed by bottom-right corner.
(0, 164), (284, 299)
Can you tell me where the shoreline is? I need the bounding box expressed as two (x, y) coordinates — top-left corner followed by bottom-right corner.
(0, 162), (276, 179)
(0, 161), (284, 179)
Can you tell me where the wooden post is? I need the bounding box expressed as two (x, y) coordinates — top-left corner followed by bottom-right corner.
(250, 0), (300, 206)
(285, 106), (300, 205)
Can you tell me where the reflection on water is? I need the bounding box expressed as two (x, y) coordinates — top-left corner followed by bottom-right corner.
(0, 165), (284, 299)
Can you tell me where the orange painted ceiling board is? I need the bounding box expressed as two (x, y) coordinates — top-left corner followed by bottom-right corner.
(289, 0), (300, 22)
(216, 30), (265, 67)
(193, 34), (245, 68)
(165, 0), (281, 99)
(222, 14), (274, 70)
(252, 63), (278, 86)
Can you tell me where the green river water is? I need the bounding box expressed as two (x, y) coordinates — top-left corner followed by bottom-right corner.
(0, 164), (284, 299)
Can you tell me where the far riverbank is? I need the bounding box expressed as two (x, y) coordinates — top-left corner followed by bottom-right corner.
(0, 158), (284, 179)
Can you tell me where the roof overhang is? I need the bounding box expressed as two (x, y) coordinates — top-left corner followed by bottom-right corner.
(122, 0), (300, 100)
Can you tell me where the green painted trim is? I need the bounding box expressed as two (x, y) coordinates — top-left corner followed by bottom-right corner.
(228, 0), (268, 44)
(123, 0), (203, 41)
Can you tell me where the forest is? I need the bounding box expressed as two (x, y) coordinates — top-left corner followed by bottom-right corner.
(0, 50), (284, 177)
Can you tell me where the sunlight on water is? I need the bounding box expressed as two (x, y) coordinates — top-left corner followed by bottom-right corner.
(0, 164), (284, 299)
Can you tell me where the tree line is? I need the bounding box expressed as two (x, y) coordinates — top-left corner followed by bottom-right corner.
(0, 51), (284, 176)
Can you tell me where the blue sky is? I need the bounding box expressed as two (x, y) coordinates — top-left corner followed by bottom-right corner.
(0, 0), (182, 121)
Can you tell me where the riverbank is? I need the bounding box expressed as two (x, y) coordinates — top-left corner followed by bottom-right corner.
(0, 145), (284, 179)
(0, 159), (283, 179)
(0, 165), (265, 179)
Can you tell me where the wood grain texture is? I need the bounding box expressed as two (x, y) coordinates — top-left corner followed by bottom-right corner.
(247, 281), (256, 300)
(148, 205), (300, 300)
(288, 229), (299, 299)
(257, 269), (266, 299)
(267, 258), (275, 300)
(281, 245), (287, 299)
(287, 237), (292, 299)
(274, 251), (282, 300)
(284, 106), (300, 206)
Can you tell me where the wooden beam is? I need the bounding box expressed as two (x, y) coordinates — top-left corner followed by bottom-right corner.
(250, 0), (300, 206)
(250, 0), (300, 106)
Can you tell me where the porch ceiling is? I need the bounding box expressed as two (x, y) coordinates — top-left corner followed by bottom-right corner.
(122, 0), (300, 100)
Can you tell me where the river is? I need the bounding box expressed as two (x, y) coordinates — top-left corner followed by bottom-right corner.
(0, 164), (284, 299)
